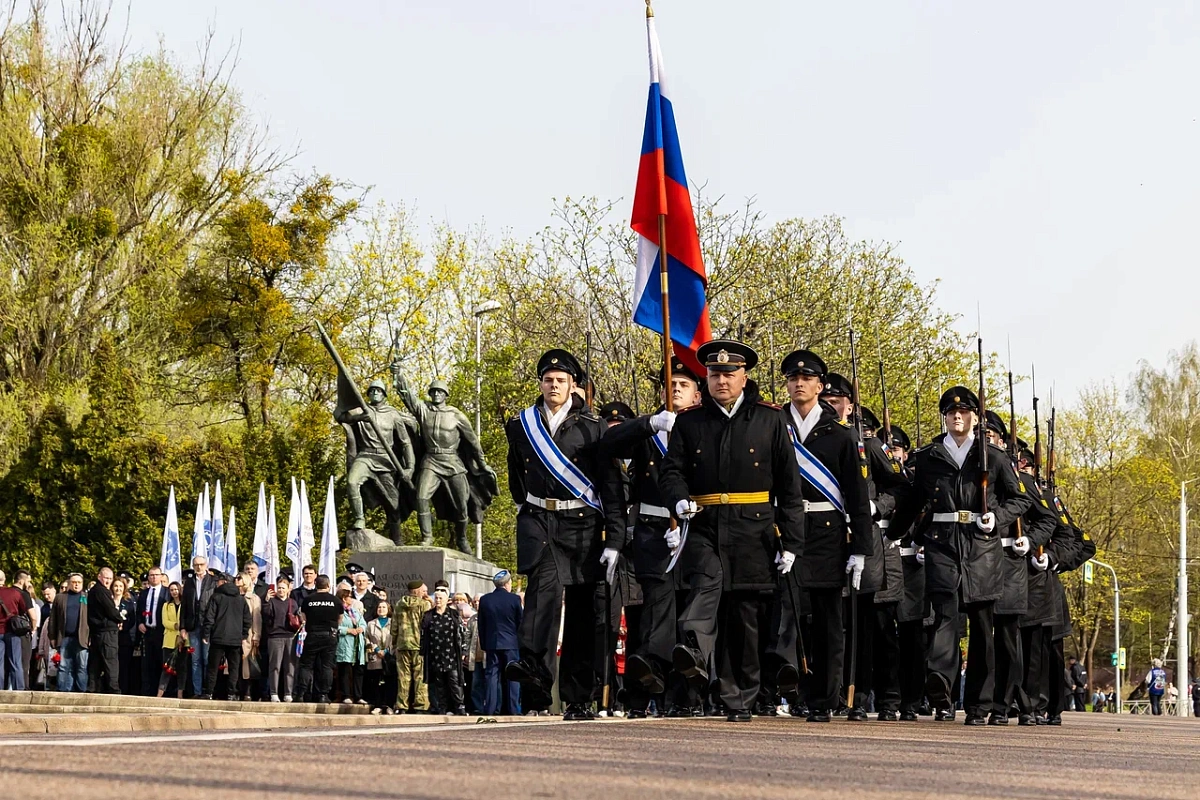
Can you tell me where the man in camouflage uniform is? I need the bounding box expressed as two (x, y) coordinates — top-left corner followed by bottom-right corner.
(395, 580), (432, 712)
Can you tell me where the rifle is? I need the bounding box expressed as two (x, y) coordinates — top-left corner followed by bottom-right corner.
(1007, 342), (1024, 549)
(1032, 365), (1042, 483)
(977, 334), (989, 514)
(915, 390), (922, 448)
(876, 329), (892, 450)
(1047, 406), (1057, 496)
(846, 323), (866, 708)
(315, 321), (403, 475)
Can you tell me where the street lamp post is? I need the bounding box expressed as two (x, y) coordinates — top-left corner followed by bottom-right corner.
(473, 300), (502, 560)
(1180, 479), (1195, 716)
(1092, 558), (1121, 712)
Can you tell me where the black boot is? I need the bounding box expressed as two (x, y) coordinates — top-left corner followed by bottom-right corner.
(454, 520), (472, 554)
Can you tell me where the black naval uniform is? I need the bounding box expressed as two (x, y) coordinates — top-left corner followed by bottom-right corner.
(781, 398), (873, 716)
(504, 384), (625, 713)
(863, 429), (911, 718)
(601, 408), (687, 710)
(887, 389), (1033, 722)
(993, 468), (1057, 720)
(660, 373), (804, 718)
(1043, 497), (1094, 723)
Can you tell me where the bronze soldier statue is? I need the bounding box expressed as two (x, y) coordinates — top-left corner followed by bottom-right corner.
(337, 378), (417, 543)
(391, 368), (497, 553)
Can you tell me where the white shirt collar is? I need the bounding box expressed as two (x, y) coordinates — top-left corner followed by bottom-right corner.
(943, 431), (975, 469)
(717, 393), (745, 419)
(789, 403), (821, 443)
(544, 402), (571, 437)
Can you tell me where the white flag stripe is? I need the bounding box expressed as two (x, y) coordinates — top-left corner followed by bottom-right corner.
(319, 476), (339, 582)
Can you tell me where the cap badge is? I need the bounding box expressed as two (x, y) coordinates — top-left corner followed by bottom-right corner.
(953, 396), (960, 402)
(551, 357), (558, 364)
(717, 349), (730, 364)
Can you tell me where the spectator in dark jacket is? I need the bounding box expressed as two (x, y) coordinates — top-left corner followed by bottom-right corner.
(112, 576), (138, 694)
(262, 575), (299, 701)
(421, 586), (466, 715)
(200, 572), (252, 700)
(477, 570), (523, 715)
(86, 568), (123, 693)
(47, 574), (89, 692)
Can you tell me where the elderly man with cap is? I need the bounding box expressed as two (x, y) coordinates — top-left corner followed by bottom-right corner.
(337, 378), (417, 539)
(391, 368), (495, 552)
(602, 357), (704, 717)
(659, 340), (805, 722)
(766, 357), (872, 722)
(477, 569), (523, 715)
(886, 386), (1032, 725)
(347, 563), (380, 622)
(503, 349), (626, 719)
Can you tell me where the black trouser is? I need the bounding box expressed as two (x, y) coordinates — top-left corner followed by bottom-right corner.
(993, 614), (1028, 715)
(844, 591), (876, 709)
(928, 594), (995, 716)
(518, 551), (598, 707)
(637, 576), (677, 666)
(88, 631), (119, 694)
(1020, 625), (1046, 714)
(897, 619), (926, 713)
(118, 641), (135, 694)
(205, 643), (242, 699)
(871, 603), (902, 713)
(1046, 636), (1066, 718)
(365, 655), (398, 710)
(337, 662), (364, 701)
(295, 632), (337, 701)
(1150, 694), (1162, 715)
(141, 627), (164, 695)
(806, 587), (845, 712)
(763, 572), (800, 699)
(429, 665), (465, 712)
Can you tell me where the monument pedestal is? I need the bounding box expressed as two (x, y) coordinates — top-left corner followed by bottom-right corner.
(349, 546), (500, 600)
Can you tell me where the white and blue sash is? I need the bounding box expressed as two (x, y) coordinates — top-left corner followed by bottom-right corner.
(788, 425), (846, 514)
(519, 405), (603, 512)
(651, 429), (669, 457)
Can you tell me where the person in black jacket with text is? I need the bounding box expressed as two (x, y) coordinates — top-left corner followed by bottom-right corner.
(502, 349), (626, 720)
(660, 340), (805, 723)
(886, 387), (1033, 725)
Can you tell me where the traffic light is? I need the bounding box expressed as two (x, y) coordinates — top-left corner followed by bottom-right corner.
(1111, 652), (1119, 666)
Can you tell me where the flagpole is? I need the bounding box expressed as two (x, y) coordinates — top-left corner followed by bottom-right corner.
(658, 215), (674, 412)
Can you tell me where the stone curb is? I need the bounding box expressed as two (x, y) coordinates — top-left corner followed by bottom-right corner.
(0, 712), (541, 736)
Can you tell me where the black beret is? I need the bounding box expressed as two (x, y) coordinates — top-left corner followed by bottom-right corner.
(407, 580), (425, 591)
(780, 349), (826, 379)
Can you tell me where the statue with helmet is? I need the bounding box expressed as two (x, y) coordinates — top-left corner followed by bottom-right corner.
(391, 366), (498, 553)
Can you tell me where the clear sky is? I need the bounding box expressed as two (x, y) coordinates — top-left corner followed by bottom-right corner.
(121, 1), (1199, 408)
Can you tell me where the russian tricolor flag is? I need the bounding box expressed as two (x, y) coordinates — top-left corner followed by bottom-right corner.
(630, 9), (711, 376)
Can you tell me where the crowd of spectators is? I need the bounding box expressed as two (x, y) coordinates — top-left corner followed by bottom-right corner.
(0, 560), (526, 716)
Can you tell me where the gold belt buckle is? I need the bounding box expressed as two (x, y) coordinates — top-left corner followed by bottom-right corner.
(544, 498), (558, 511)
(719, 492), (730, 505)
(956, 510), (972, 524)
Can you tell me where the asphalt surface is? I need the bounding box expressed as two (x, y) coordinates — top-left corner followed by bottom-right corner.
(2, 711), (1197, 799)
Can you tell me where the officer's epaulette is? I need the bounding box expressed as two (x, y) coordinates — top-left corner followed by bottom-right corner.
(580, 408), (600, 421)
(911, 443), (934, 456)
(756, 400), (781, 410)
(678, 404), (703, 413)
(837, 418), (851, 427)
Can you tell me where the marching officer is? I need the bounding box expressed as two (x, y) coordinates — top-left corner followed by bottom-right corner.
(602, 359), (704, 717)
(503, 349), (627, 720)
(659, 340), (805, 722)
(982, 415), (1057, 725)
(774, 356), (872, 722)
(886, 387), (1033, 725)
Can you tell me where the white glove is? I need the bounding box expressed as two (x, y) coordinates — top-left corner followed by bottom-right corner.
(675, 499), (700, 520)
(775, 551), (796, 575)
(915, 548), (925, 566)
(845, 554), (865, 591)
(975, 512), (996, 533)
(664, 526), (681, 551)
(883, 536), (899, 550)
(1012, 536), (1031, 556)
(649, 410), (676, 433)
(600, 548), (620, 585)
(870, 500), (878, 518)
(1031, 553), (1050, 572)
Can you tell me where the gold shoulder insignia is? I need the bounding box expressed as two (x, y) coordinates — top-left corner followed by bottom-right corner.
(861, 465), (868, 478)
(1017, 480), (1025, 493)
(1060, 515), (1068, 524)
(892, 462), (901, 473)
(1082, 532), (1091, 541)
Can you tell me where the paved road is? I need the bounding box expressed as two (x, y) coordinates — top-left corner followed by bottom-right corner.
(2, 711), (1197, 799)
